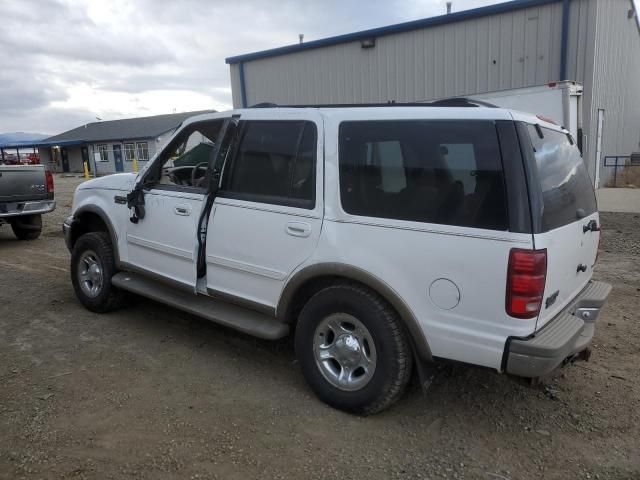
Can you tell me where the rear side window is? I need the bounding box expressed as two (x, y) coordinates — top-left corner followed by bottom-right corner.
(222, 120), (316, 208)
(339, 120), (507, 230)
(527, 125), (596, 231)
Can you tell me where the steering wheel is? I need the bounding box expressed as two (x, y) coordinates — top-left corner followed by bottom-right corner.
(190, 162), (209, 187)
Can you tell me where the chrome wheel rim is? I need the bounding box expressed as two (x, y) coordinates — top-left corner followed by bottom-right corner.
(77, 250), (103, 298)
(313, 313), (377, 392)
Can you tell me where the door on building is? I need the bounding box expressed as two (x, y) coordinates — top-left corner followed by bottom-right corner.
(61, 148), (70, 172)
(81, 146), (91, 172)
(113, 144), (124, 173)
(594, 109), (605, 188)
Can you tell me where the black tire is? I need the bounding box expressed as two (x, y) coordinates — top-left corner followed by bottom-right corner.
(295, 282), (413, 415)
(11, 214), (42, 240)
(70, 232), (125, 313)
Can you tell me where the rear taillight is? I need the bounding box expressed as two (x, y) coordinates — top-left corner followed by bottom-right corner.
(46, 169), (54, 193)
(506, 248), (547, 319)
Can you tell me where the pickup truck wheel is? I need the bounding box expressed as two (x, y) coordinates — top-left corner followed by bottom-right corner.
(71, 232), (124, 313)
(295, 283), (412, 415)
(11, 214), (42, 240)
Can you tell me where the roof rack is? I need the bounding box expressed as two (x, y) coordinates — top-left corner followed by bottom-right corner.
(249, 98), (498, 109)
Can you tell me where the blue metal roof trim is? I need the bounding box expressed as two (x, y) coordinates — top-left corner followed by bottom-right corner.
(0, 139), (85, 149)
(225, 0), (562, 64)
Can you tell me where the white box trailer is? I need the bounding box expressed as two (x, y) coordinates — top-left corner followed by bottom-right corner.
(469, 81), (584, 149)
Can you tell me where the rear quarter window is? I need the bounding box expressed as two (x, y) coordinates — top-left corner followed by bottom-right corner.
(338, 120), (508, 231)
(526, 125), (597, 231)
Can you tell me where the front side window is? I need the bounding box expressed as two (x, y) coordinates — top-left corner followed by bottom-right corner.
(136, 142), (149, 162)
(147, 120), (223, 189)
(339, 120), (507, 230)
(221, 120), (316, 208)
(527, 125), (597, 231)
(97, 144), (108, 162)
(124, 143), (136, 161)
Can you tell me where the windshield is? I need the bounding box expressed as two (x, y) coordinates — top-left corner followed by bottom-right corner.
(527, 125), (597, 231)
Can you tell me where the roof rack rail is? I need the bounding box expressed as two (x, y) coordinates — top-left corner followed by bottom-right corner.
(248, 98), (498, 109)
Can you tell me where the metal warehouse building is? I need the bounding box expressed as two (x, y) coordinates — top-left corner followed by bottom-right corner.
(226, 0), (640, 187)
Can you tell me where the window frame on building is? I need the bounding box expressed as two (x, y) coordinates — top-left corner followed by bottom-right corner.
(136, 142), (149, 162)
(124, 142), (136, 162)
(96, 144), (109, 162)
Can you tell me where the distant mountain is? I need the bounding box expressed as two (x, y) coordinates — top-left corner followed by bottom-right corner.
(0, 132), (48, 146)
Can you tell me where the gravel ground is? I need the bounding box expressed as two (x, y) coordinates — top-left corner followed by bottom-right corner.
(0, 176), (638, 480)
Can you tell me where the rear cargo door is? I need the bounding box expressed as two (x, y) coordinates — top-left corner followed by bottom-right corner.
(523, 124), (600, 330)
(0, 165), (47, 203)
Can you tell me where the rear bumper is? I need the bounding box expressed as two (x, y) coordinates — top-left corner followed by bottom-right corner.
(504, 280), (612, 378)
(0, 200), (55, 218)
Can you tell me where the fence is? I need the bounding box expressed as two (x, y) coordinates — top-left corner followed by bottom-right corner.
(603, 155), (640, 187)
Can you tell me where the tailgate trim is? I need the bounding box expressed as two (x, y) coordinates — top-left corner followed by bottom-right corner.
(504, 280), (611, 377)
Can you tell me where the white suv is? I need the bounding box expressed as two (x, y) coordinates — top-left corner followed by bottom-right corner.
(63, 103), (610, 414)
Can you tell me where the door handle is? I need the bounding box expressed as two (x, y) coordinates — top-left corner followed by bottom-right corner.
(286, 221), (311, 238)
(174, 204), (191, 216)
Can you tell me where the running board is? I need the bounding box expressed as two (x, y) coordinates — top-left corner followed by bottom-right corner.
(111, 272), (289, 340)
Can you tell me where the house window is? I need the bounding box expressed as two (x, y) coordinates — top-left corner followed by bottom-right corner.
(97, 144), (109, 162)
(136, 142), (149, 161)
(124, 143), (136, 162)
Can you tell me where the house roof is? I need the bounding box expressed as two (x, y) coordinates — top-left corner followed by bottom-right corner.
(225, 0), (562, 64)
(42, 110), (215, 145)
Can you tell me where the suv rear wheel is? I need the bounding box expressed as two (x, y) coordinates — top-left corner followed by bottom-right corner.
(295, 283), (412, 415)
(11, 214), (42, 240)
(70, 232), (124, 313)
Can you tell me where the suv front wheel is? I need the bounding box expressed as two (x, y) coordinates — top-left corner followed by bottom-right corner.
(70, 232), (124, 313)
(295, 283), (413, 415)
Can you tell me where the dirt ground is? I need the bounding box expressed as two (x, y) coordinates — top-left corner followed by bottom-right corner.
(0, 176), (638, 480)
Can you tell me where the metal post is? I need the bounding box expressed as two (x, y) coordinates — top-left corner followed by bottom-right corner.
(613, 159), (618, 187)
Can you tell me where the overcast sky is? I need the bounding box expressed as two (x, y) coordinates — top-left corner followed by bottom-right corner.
(0, 0), (637, 135)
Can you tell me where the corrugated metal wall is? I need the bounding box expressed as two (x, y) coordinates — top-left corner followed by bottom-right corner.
(229, 0), (640, 185)
(588, 0), (640, 185)
(231, 2), (573, 106)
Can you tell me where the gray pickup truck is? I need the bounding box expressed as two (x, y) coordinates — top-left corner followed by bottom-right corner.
(0, 165), (55, 240)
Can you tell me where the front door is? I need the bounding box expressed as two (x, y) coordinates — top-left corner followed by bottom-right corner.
(113, 144), (124, 173)
(206, 113), (323, 311)
(124, 118), (226, 290)
(61, 148), (69, 172)
(81, 146), (91, 172)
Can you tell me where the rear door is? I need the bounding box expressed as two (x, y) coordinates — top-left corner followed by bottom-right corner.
(206, 111), (323, 311)
(522, 123), (600, 330)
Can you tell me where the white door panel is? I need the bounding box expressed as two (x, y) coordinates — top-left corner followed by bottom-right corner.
(126, 189), (203, 288)
(534, 213), (600, 330)
(206, 198), (321, 308)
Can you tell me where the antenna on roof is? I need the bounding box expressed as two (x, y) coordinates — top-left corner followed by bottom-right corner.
(446, 1), (452, 14)
(299, 34), (304, 44)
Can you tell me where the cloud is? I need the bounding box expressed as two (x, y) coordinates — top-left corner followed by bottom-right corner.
(0, 0), (508, 134)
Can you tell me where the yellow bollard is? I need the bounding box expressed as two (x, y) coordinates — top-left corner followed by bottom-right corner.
(132, 156), (138, 173)
(83, 161), (90, 179)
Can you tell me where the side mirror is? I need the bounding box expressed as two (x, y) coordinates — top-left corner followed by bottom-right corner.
(127, 187), (146, 223)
